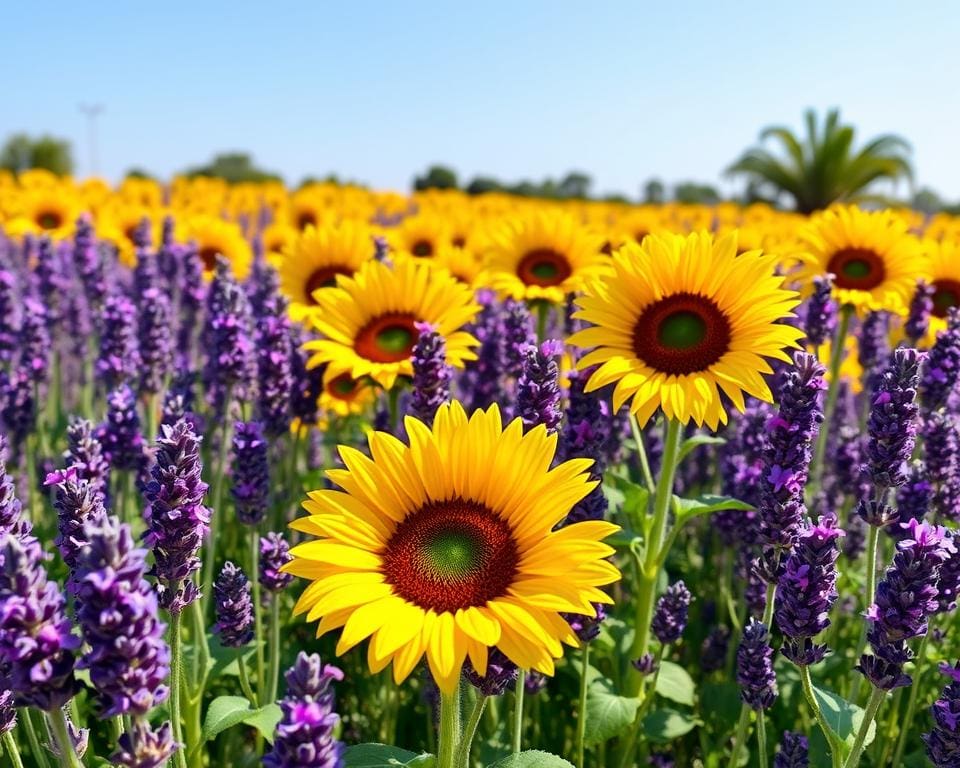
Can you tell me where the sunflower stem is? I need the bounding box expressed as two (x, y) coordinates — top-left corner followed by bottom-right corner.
(267, 594), (282, 704)
(576, 644), (590, 768)
(810, 304), (852, 492)
(512, 670), (526, 754)
(438, 685), (462, 768)
(455, 694), (486, 768)
(629, 414), (656, 495)
(534, 300), (550, 342)
(629, 418), (682, 695)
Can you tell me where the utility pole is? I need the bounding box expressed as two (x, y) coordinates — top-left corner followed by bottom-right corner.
(78, 103), (104, 176)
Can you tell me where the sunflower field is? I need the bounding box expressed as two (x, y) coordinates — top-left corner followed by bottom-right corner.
(0, 167), (958, 768)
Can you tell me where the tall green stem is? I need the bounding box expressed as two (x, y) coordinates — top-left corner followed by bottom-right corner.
(890, 633), (930, 766)
(630, 419), (682, 694)
(438, 685), (462, 768)
(843, 687), (885, 768)
(576, 644), (590, 768)
(628, 415), (656, 494)
(202, 394), (234, 614)
(267, 595), (282, 704)
(810, 306), (852, 491)
(21, 710), (50, 768)
(2, 730), (24, 768)
(46, 707), (83, 768)
(850, 524), (881, 703)
(237, 651), (259, 707)
(800, 665), (843, 768)
(168, 610), (188, 768)
(512, 670), (526, 754)
(727, 707), (751, 768)
(249, 529), (265, 701)
(455, 694), (487, 768)
(756, 710), (768, 768)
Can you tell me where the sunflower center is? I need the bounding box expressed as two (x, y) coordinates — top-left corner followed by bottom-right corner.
(382, 498), (518, 612)
(354, 313), (420, 363)
(827, 247), (886, 290)
(198, 247), (221, 272)
(633, 292), (732, 375)
(37, 211), (62, 230)
(326, 373), (361, 400)
(932, 279), (960, 318)
(296, 211), (317, 229)
(517, 248), (572, 287)
(452, 236), (466, 248)
(411, 239), (433, 257)
(305, 265), (350, 301)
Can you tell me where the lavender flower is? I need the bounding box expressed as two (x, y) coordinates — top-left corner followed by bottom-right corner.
(905, 280), (934, 343)
(260, 532), (293, 593)
(651, 581), (692, 645)
(566, 603), (607, 644)
(0, 534), (79, 710)
(858, 518), (952, 690)
(255, 289), (293, 437)
(46, 466), (107, 583)
(920, 308), (960, 414)
(516, 340), (563, 433)
(922, 413), (959, 522)
(213, 562), (254, 647)
(858, 312), (889, 393)
(924, 661), (960, 767)
(75, 515), (170, 716)
(864, 348), (923, 489)
(264, 653), (344, 768)
(143, 420), (210, 614)
(231, 421), (270, 526)
(559, 369), (611, 524)
(100, 384), (144, 472)
(0, 367), (36, 452)
(33, 238), (65, 334)
(138, 287), (174, 398)
(177, 244), (205, 364)
(464, 648), (519, 697)
(0, 690), (13, 736)
(410, 322), (452, 426)
(0, 270), (19, 362)
(462, 291), (505, 411)
(203, 257), (256, 413)
(19, 297), (51, 385)
(290, 326), (324, 425)
(774, 731), (809, 768)
(97, 293), (141, 389)
(73, 214), (106, 318)
(0, 438), (25, 537)
(64, 417), (110, 498)
(502, 298), (536, 378)
(737, 619), (777, 711)
(111, 720), (179, 768)
(775, 518), (843, 665)
(804, 274), (837, 347)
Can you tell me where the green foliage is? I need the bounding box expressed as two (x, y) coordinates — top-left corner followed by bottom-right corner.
(413, 165), (459, 191)
(183, 152), (283, 184)
(673, 181), (720, 205)
(0, 132), (74, 175)
(655, 661), (696, 706)
(342, 743), (422, 766)
(201, 695), (281, 743)
(487, 751), (575, 767)
(727, 108), (913, 212)
(642, 708), (701, 742)
(124, 167), (156, 180)
(583, 675), (641, 744)
(810, 684), (877, 752)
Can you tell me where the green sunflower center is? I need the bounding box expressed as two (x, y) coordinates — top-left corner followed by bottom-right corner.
(37, 212), (62, 230)
(827, 247), (885, 291)
(354, 313), (420, 363)
(376, 326), (414, 355)
(327, 373), (361, 399)
(633, 292), (732, 376)
(423, 531), (480, 577)
(657, 310), (708, 350)
(932, 279), (960, 319)
(517, 248), (573, 287)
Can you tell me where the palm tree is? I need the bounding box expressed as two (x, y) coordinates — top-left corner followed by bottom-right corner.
(727, 109), (913, 213)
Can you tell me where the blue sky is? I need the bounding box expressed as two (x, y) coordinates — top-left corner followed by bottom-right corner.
(3, 0), (958, 199)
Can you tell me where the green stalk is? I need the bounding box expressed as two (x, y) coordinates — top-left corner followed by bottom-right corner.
(168, 610), (188, 768)
(843, 687), (885, 768)
(46, 707), (83, 768)
(800, 665), (843, 768)
(890, 633), (930, 766)
(237, 651), (259, 707)
(2, 730), (25, 768)
(512, 670), (526, 754)
(437, 685), (462, 768)
(629, 419), (682, 694)
(249, 529), (265, 702)
(21, 710), (51, 768)
(628, 414), (657, 494)
(202, 391), (235, 615)
(535, 300), (550, 342)
(726, 707), (751, 768)
(267, 594), (282, 704)
(850, 524), (881, 703)
(618, 645), (666, 768)
(455, 694), (487, 768)
(576, 644), (590, 768)
(810, 305), (852, 491)
(756, 710), (768, 768)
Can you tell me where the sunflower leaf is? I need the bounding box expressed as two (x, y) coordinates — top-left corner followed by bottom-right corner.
(342, 744), (422, 767)
(676, 434), (726, 463)
(673, 494), (752, 524)
(487, 750), (575, 767)
(583, 677), (641, 744)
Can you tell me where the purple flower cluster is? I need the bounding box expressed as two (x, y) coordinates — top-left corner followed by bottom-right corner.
(65, 417), (110, 498)
(516, 340), (563, 434)
(19, 297), (51, 385)
(700, 626), (730, 673)
(775, 518), (843, 665)
(0, 367), (36, 451)
(803, 274), (837, 347)
(864, 348), (923, 489)
(736, 619), (777, 711)
(924, 661), (960, 767)
(774, 731), (809, 768)
(651, 581), (692, 645)
(260, 532), (293, 593)
(143, 419), (210, 614)
(203, 256), (256, 413)
(920, 308), (960, 414)
(138, 286), (174, 398)
(859, 519), (953, 690)
(718, 401), (770, 544)
(502, 299), (536, 378)
(100, 384), (145, 472)
(0, 271), (19, 362)
(97, 293), (141, 390)
(231, 421), (270, 526)
(74, 515), (170, 716)
(213, 561), (254, 647)
(255, 290), (294, 437)
(46, 466), (107, 584)
(858, 312), (889, 393)
(464, 647), (520, 697)
(264, 652), (344, 768)
(462, 290), (505, 411)
(905, 279), (934, 343)
(111, 720), (179, 768)
(410, 322), (452, 426)
(922, 413), (960, 522)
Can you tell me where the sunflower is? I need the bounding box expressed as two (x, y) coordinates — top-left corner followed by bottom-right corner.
(484, 211), (608, 303)
(420, 245), (484, 287)
(389, 211), (452, 258)
(277, 220), (376, 320)
(319, 371), (376, 417)
(285, 401), (620, 692)
(20, 189), (79, 239)
(798, 206), (926, 315)
(925, 238), (960, 336)
(183, 215), (252, 279)
(569, 231), (803, 429)
(97, 204), (162, 267)
(304, 258), (480, 390)
(261, 222), (297, 259)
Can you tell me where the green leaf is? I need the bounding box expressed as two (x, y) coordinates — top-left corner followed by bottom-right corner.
(201, 695), (254, 742)
(487, 750), (575, 768)
(642, 708), (701, 743)
(583, 678), (641, 745)
(404, 756), (436, 768)
(241, 703), (282, 744)
(655, 661), (696, 706)
(811, 684), (876, 750)
(343, 743), (422, 767)
(208, 637), (263, 678)
(676, 434), (726, 463)
(605, 475), (650, 532)
(674, 494), (752, 524)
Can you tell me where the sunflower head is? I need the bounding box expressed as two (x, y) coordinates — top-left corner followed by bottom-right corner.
(320, 371), (376, 417)
(483, 211), (609, 303)
(304, 258), (480, 390)
(183, 215), (253, 280)
(798, 206), (927, 315)
(389, 211), (453, 258)
(286, 402), (620, 692)
(21, 190), (79, 239)
(570, 230), (804, 429)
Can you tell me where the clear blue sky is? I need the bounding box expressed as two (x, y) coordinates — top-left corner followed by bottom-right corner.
(4, 0), (958, 199)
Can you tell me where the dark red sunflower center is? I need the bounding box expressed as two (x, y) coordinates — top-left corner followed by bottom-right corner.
(633, 292), (732, 375)
(296, 211), (317, 230)
(932, 279), (960, 318)
(827, 247), (886, 290)
(354, 313), (420, 363)
(411, 239), (434, 257)
(304, 265), (351, 302)
(452, 235), (467, 248)
(382, 498), (518, 612)
(199, 246), (220, 272)
(326, 373), (362, 400)
(37, 211), (62, 230)
(517, 248), (572, 287)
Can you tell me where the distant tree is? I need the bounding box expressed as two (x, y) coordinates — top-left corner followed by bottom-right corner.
(0, 133), (74, 175)
(912, 187), (944, 215)
(125, 167), (156, 180)
(465, 177), (503, 195)
(558, 171), (592, 200)
(674, 182), (721, 205)
(413, 165), (459, 191)
(727, 108), (913, 213)
(643, 178), (665, 204)
(183, 152), (282, 184)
